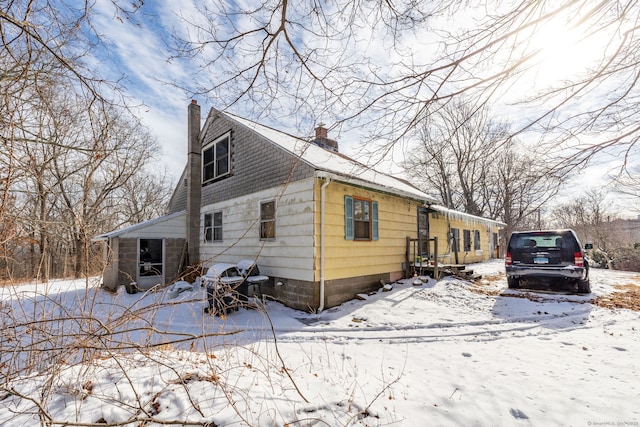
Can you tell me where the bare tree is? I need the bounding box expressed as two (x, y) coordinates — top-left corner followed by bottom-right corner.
(404, 99), (562, 239)
(0, 1), (176, 280)
(49, 105), (163, 278)
(173, 1), (640, 180)
(614, 167), (640, 213)
(550, 188), (621, 252)
(404, 99), (507, 216)
(115, 168), (175, 225)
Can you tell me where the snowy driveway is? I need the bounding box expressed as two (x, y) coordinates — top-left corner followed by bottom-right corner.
(1, 260), (639, 426)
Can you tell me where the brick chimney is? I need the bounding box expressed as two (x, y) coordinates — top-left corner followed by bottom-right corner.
(315, 125), (328, 139)
(312, 124), (339, 152)
(186, 100), (201, 264)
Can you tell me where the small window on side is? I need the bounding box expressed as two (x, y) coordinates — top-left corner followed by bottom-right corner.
(204, 211), (223, 242)
(260, 200), (276, 240)
(463, 230), (472, 252)
(451, 228), (460, 252)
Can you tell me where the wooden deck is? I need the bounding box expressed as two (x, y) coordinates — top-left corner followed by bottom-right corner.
(406, 236), (480, 280)
(410, 263), (479, 280)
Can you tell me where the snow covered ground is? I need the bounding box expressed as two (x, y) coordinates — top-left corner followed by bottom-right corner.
(1, 260), (639, 426)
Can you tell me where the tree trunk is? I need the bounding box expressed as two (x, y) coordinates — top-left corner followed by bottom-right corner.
(74, 236), (87, 279)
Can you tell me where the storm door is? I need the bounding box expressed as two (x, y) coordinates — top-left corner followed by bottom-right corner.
(137, 238), (164, 289)
(417, 207), (429, 258)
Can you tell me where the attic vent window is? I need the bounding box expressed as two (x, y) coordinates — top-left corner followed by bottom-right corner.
(202, 132), (230, 184)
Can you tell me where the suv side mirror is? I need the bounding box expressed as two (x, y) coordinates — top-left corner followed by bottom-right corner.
(584, 243), (593, 250)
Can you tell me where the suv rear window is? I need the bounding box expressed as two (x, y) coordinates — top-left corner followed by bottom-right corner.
(510, 233), (566, 250)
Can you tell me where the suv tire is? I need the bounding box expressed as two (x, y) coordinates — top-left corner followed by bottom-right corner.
(507, 277), (520, 289)
(577, 279), (591, 294)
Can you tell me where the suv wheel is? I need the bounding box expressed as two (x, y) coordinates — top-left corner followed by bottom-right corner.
(577, 279), (591, 294)
(507, 277), (520, 289)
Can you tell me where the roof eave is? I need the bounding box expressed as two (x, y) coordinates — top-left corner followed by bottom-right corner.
(92, 210), (187, 241)
(315, 171), (437, 205)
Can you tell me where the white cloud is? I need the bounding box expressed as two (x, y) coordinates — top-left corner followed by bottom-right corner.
(86, 0), (199, 179)
(85, 0), (638, 216)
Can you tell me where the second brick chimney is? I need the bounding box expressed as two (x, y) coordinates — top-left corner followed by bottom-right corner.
(315, 125), (328, 139)
(312, 124), (338, 152)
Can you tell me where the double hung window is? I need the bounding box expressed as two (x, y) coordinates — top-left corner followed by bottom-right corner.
(204, 212), (223, 242)
(202, 133), (230, 184)
(463, 230), (472, 252)
(344, 196), (378, 241)
(260, 200), (276, 240)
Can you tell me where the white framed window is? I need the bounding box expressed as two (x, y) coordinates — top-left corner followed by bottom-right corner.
(202, 133), (230, 184)
(260, 200), (276, 240)
(204, 211), (223, 242)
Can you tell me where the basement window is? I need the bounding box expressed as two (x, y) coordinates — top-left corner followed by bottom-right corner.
(202, 133), (230, 184)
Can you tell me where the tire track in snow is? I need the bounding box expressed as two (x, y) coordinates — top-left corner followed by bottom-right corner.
(278, 309), (599, 344)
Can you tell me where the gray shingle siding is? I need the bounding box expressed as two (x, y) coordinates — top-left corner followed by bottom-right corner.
(199, 111), (316, 206)
(165, 110), (316, 214)
(166, 167), (188, 214)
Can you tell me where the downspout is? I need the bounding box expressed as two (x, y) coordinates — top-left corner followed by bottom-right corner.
(318, 176), (331, 313)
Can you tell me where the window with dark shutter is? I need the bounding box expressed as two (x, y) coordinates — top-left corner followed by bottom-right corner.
(344, 196), (378, 241)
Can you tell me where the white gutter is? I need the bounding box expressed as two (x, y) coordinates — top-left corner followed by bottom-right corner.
(315, 171), (435, 206)
(318, 176), (331, 313)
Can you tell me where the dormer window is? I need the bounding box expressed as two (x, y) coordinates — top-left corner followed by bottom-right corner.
(202, 132), (230, 184)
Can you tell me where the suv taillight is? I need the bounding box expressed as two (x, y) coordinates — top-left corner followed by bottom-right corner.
(506, 252), (512, 266)
(574, 252), (584, 267)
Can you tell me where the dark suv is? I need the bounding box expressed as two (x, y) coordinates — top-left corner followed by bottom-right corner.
(505, 229), (591, 293)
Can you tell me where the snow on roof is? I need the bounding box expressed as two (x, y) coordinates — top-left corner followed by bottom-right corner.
(430, 204), (506, 227)
(92, 211), (186, 241)
(222, 112), (438, 203)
